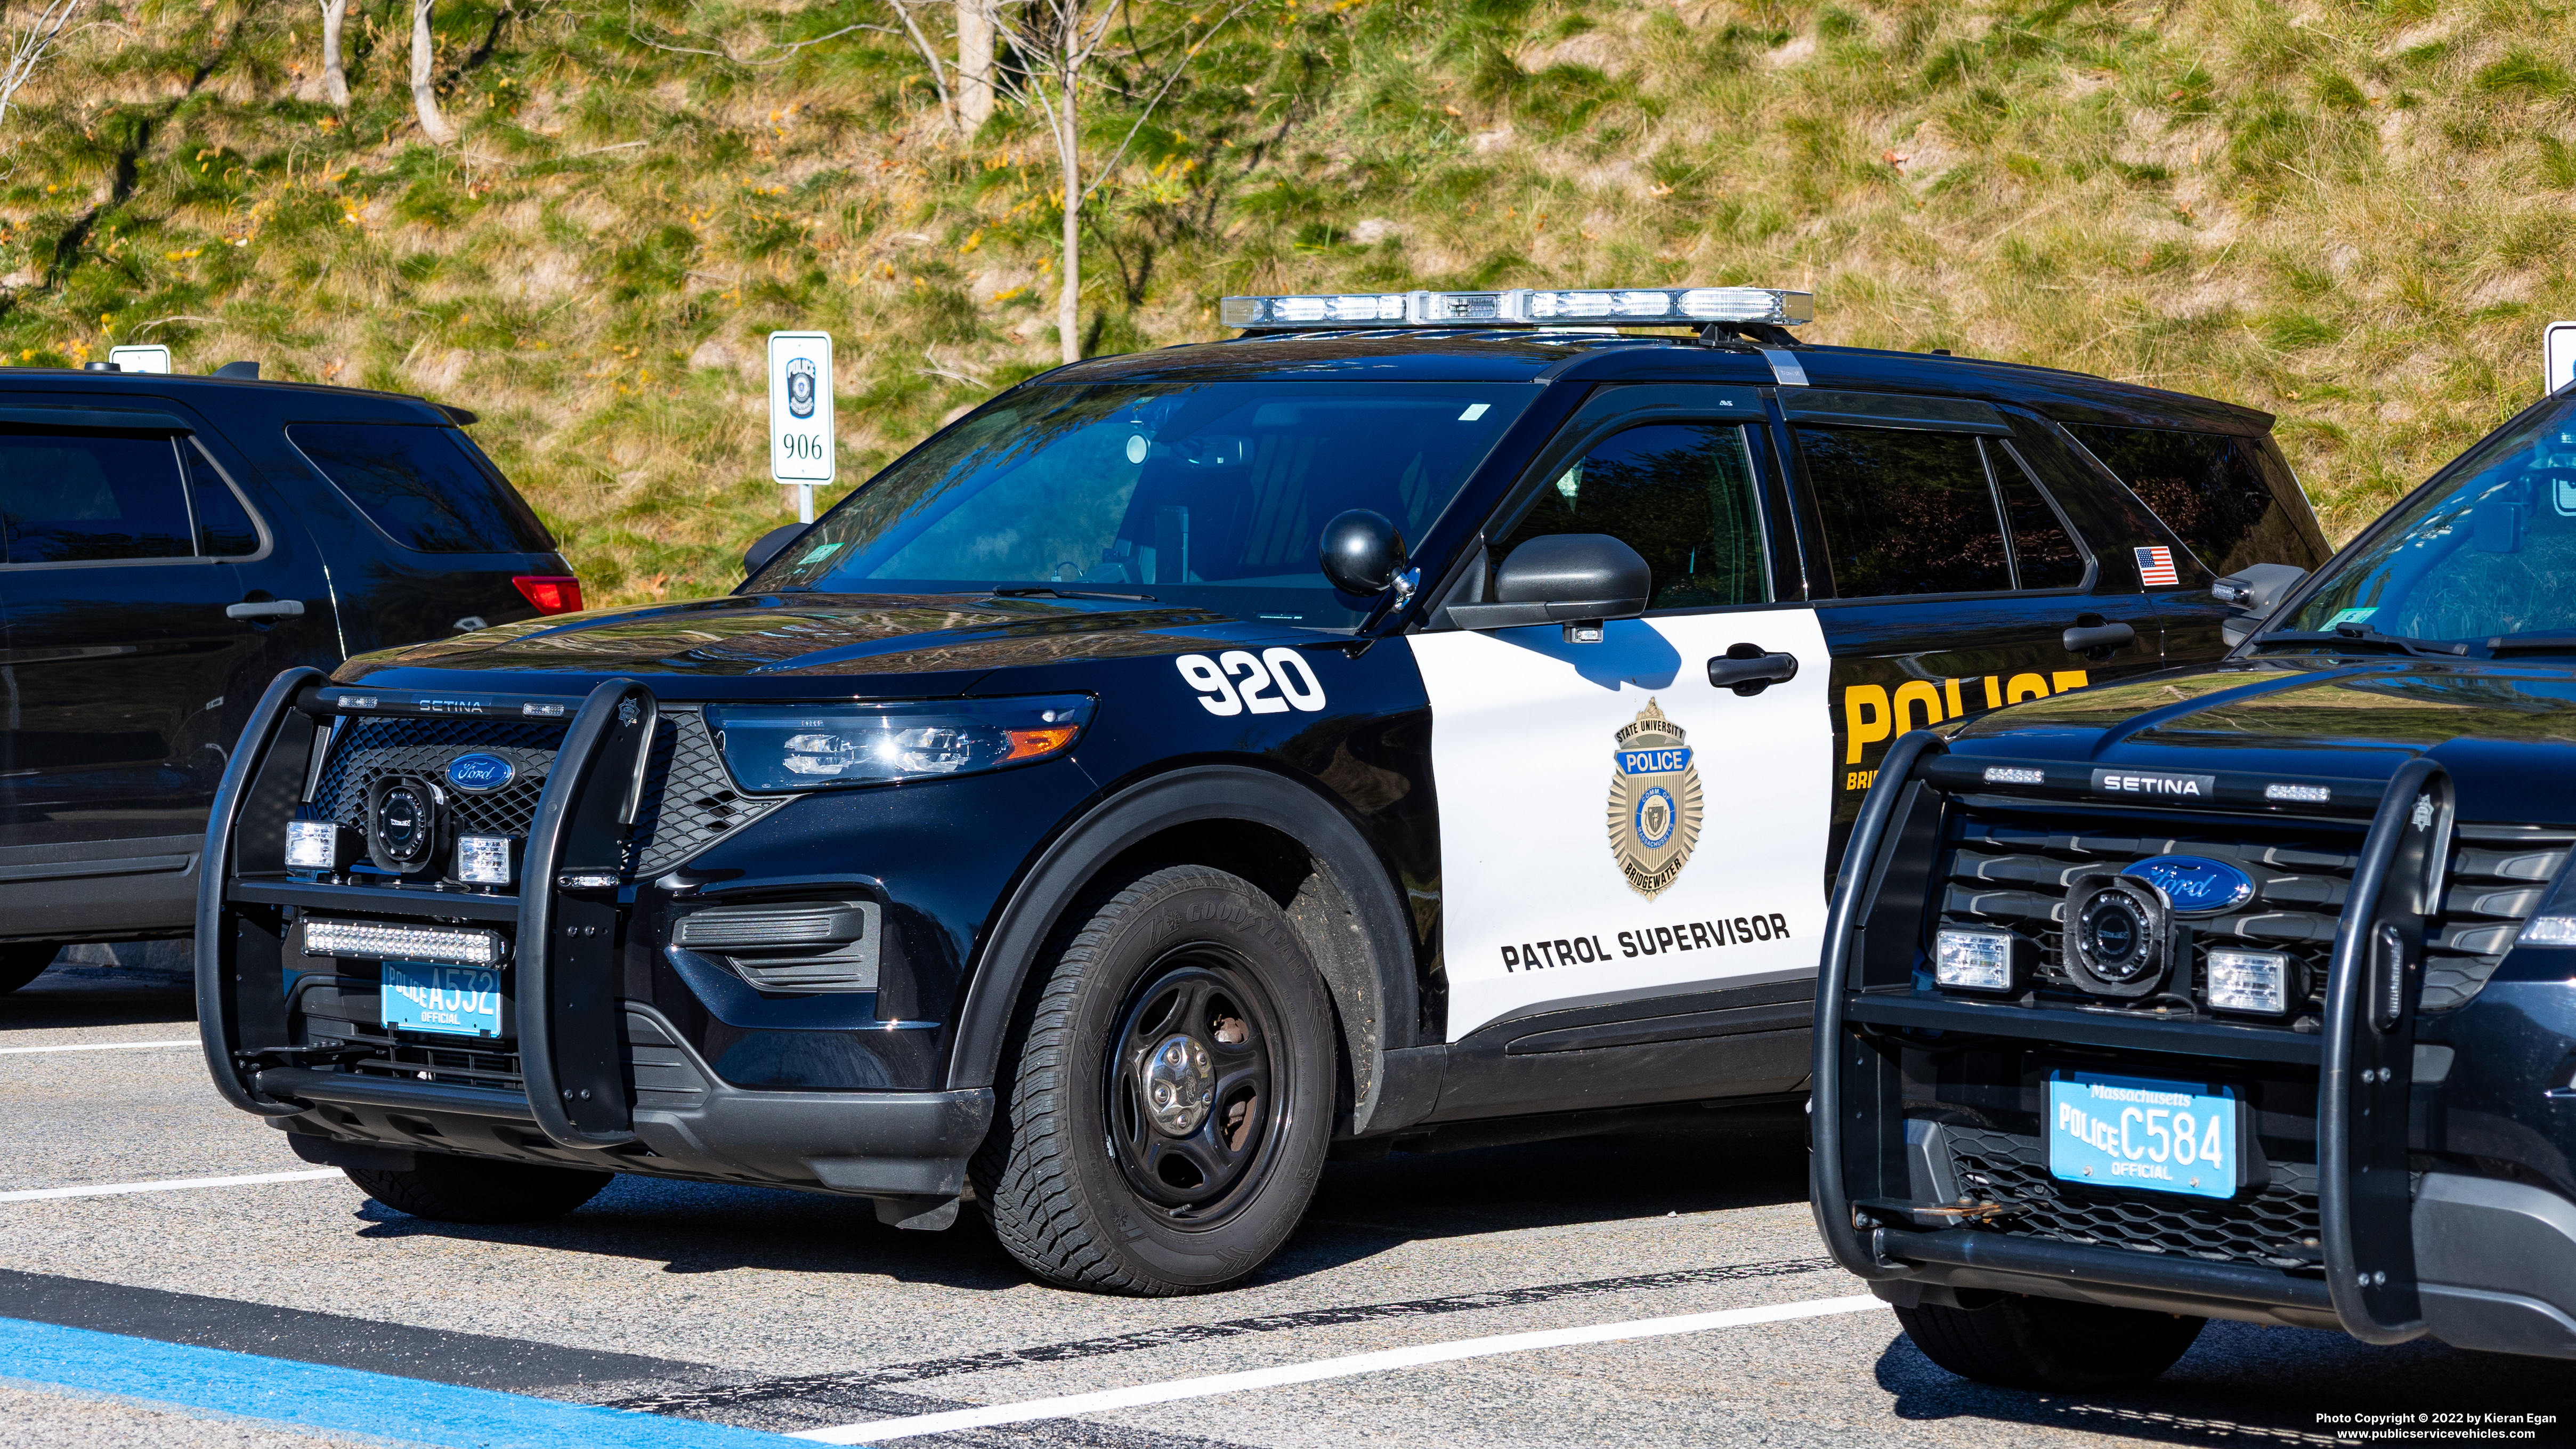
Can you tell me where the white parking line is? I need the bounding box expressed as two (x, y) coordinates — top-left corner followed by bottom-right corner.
(0, 1038), (198, 1056)
(0, 1170), (341, 1204)
(790, 1293), (1888, 1443)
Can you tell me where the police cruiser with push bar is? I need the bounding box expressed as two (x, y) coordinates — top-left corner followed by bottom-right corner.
(198, 284), (2324, 1293)
(1816, 384), (2576, 1385)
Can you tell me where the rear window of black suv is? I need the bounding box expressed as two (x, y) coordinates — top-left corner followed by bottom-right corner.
(289, 423), (555, 554)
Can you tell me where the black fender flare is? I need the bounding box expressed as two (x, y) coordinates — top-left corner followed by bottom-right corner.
(946, 764), (1419, 1134)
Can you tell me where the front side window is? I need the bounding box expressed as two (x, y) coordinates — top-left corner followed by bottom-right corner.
(0, 432), (195, 563)
(1493, 423), (1768, 609)
(751, 382), (1535, 628)
(2282, 396), (2576, 646)
(289, 423), (556, 554)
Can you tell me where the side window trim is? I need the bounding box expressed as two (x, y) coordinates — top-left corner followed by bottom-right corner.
(1984, 438), (2097, 593)
(0, 424), (218, 572)
(181, 435), (276, 563)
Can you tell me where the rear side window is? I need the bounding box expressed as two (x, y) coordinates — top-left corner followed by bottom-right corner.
(0, 433), (196, 562)
(2064, 424), (2319, 577)
(183, 443), (262, 557)
(289, 423), (555, 554)
(1495, 423), (1769, 610)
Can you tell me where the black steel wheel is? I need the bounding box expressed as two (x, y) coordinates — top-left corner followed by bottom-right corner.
(974, 864), (1334, 1295)
(1897, 1294), (2206, 1391)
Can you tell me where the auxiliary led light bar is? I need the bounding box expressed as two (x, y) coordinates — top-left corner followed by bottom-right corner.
(302, 918), (505, 967)
(1219, 286), (1814, 331)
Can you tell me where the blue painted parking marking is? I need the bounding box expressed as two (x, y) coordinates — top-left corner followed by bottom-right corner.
(0, 1315), (813, 1448)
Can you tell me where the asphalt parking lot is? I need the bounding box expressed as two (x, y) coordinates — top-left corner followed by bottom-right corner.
(5, 954), (2575, 1449)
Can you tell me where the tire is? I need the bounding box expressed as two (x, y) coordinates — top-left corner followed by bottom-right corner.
(346, 1154), (613, 1225)
(1897, 1293), (2205, 1391)
(0, 945), (57, 994)
(974, 864), (1335, 1295)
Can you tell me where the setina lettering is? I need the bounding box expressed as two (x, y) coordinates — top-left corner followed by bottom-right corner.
(1499, 911), (1791, 973)
(2090, 768), (2216, 798)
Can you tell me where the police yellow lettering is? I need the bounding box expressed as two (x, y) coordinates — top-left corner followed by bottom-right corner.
(1843, 684), (1891, 765)
(1943, 677), (1965, 716)
(2007, 672), (2051, 702)
(2052, 669), (2091, 693)
(1893, 679), (1943, 732)
(1983, 675), (2002, 708)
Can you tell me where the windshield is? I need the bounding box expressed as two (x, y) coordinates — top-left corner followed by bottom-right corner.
(748, 381), (1536, 628)
(2280, 392), (2576, 646)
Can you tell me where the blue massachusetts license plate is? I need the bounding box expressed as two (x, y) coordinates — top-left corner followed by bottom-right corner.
(2047, 1071), (2240, 1200)
(380, 961), (505, 1039)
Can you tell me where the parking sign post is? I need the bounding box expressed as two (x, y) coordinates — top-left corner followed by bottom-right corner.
(767, 331), (835, 523)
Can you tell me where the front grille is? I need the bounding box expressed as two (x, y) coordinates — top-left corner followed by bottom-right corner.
(314, 1018), (525, 1093)
(308, 707), (788, 880)
(1940, 808), (2567, 1013)
(1943, 1123), (2321, 1270)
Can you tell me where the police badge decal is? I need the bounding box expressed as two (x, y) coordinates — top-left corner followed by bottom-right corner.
(1607, 698), (1703, 899)
(786, 356), (818, 419)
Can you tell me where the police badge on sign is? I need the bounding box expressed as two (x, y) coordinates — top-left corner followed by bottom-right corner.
(1607, 698), (1703, 900)
(785, 356), (819, 419)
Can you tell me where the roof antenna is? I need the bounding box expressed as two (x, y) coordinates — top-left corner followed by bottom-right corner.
(213, 360), (260, 378)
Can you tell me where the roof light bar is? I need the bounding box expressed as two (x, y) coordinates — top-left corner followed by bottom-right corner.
(1219, 287), (1813, 331)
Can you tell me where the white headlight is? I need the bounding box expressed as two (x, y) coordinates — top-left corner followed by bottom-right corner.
(453, 835), (517, 886)
(302, 918), (502, 967)
(284, 820), (350, 870)
(2204, 949), (2292, 1014)
(2522, 914), (2576, 945)
(1934, 927), (2016, 991)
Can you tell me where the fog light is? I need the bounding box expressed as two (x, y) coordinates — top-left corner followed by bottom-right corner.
(1934, 927), (2016, 992)
(302, 918), (503, 966)
(2522, 915), (2576, 945)
(284, 820), (353, 870)
(2205, 949), (2292, 1014)
(453, 834), (517, 886)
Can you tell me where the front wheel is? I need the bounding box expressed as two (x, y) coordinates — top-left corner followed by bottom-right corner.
(1897, 1294), (2205, 1391)
(974, 865), (1335, 1295)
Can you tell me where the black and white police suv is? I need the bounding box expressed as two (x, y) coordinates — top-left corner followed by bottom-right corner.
(197, 285), (2323, 1294)
(1817, 384), (2576, 1384)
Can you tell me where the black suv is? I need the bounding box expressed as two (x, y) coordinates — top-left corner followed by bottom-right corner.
(196, 286), (2323, 1294)
(0, 367), (579, 992)
(1818, 384), (2576, 1383)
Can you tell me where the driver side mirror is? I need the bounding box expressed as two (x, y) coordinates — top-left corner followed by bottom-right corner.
(1446, 533), (1651, 643)
(744, 523), (806, 579)
(1318, 509), (1412, 596)
(2213, 562), (2307, 646)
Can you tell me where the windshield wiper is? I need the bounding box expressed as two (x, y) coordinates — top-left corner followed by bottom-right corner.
(2483, 635), (2576, 656)
(987, 586), (1158, 603)
(2249, 625), (2472, 658)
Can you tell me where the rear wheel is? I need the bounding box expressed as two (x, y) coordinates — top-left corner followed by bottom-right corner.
(974, 865), (1334, 1295)
(1897, 1294), (2205, 1391)
(347, 1154), (613, 1225)
(0, 945), (58, 994)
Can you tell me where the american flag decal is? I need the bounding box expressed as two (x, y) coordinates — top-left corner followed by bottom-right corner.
(2135, 545), (2178, 587)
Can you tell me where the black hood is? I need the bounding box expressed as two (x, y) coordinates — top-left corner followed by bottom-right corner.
(1948, 657), (2576, 825)
(336, 592), (1264, 698)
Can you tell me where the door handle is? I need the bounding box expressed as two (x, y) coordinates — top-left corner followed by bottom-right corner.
(2062, 617), (2135, 658)
(226, 599), (305, 621)
(1707, 644), (1799, 697)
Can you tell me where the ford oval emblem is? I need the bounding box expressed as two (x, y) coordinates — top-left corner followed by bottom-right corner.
(2121, 855), (2255, 917)
(445, 753), (516, 794)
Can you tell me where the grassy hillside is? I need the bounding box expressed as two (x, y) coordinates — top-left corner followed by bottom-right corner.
(4, 0), (2573, 604)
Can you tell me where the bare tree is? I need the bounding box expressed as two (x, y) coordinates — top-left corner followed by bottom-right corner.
(411, 0), (456, 142)
(955, 0), (993, 131)
(318, 0), (350, 107)
(0, 0), (87, 137)
(991, 0), (1249, 362)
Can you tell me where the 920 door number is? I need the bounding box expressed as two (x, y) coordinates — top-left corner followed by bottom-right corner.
(1176, 650), (1328, 716)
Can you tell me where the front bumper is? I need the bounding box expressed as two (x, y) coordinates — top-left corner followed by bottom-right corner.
(1813, 734), (2576, 1358)
(196, 670), (991, 1218)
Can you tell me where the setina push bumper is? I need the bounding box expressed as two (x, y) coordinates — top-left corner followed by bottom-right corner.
(195, 668), (991, 1229)
(1812, 731), (2576, 1360)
